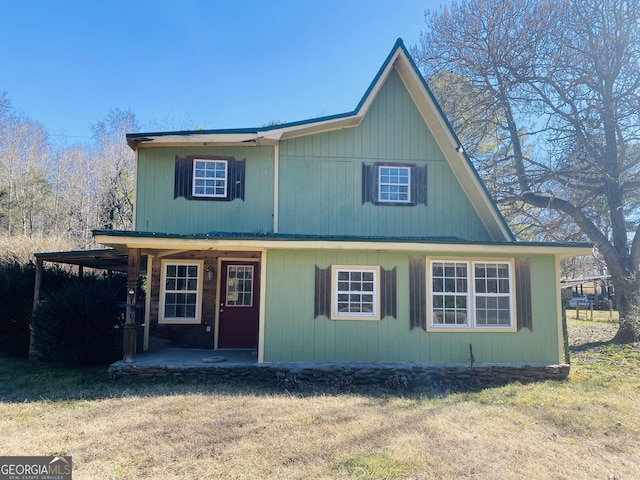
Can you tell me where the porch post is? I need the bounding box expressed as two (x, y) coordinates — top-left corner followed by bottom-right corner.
(143, 254), (154, 351)
(123, 248), (141, 362)
(28, 258), (44, 360)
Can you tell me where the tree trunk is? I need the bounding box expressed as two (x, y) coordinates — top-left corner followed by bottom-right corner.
(611, 276), (640, 344)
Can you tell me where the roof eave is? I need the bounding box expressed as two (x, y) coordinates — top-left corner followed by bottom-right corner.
(94, 230), (593, 258)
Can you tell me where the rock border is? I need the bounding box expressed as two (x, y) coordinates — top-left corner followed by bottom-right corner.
(108, 362), (570, 389)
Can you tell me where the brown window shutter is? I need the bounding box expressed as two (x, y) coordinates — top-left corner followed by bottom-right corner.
(362, 163), (378, 204)
(515, 258), (533, 331)
(227, 158), (246, 201)
(314, 266), (331, 318)
(413, 164), (428, 206)
(380, 267), (397, 319)
(174, 156), (193, 199)
(409, 257), (427, 330)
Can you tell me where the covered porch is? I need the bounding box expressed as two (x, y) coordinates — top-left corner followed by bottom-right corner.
(32, 245), (265, 364)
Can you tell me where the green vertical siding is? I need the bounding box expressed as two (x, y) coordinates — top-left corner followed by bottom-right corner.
(263, 249), (560, 364)
(278, 68), (491, 241)
(135, 146), (274, 234)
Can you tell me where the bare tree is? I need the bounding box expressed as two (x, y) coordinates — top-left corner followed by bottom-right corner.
(51, 145), (102, 248)
(90, 108), (138, 231)
(415, 0), (640, 342)
(0, 92), (54, 236)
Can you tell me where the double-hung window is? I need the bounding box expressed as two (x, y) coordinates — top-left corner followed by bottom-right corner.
(362, 162), (428, 206)
(174, 155), (245, 201)
(431, 261), (470, 326)
(331, 265), (381, 321)
(473, 262), (512, 327)
(378, 166), (411, 203)
(428, 259), (515, 331)
(193, 159), (227, 198)
(160, 260), (203, 324)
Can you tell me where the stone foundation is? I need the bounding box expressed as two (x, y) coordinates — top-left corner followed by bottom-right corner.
(108, 362), (570, 390)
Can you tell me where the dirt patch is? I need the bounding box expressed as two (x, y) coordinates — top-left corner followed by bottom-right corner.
(568, 324), (618, 348)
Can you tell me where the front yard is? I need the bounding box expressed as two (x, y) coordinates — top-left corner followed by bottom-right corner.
(0, 319), (638, 479)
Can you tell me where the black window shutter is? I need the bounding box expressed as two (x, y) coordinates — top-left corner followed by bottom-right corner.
(413, 164), (428, 206)
(515, 258), (533, 331)
(227, 158), (246, 201)
(314, 266), (331, 318)
(362, 163), (378, 204)
(409, 257), (427, 330)
(380, 267), (397, 319)
(174, 156), (193, 199)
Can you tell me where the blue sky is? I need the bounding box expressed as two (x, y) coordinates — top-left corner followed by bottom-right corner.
(1, 0), (447, 144)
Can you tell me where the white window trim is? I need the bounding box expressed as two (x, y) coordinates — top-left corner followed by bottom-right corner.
(426, 258), (517, 332)
(378, 165), (411, 203)
(192, 159), (228, 198)
(159, 259), (204, 324)
(330, 265), (381, 321)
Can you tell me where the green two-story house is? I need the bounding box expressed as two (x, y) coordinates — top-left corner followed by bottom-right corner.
(95, 39), (590, 365)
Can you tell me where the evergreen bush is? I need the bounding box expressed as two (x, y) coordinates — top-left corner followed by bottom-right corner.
(0, 262), (34, 357)
(32, 274), (126, 365)
(0, 262), (75, 358)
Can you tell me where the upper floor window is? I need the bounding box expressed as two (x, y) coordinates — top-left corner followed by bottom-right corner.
(378, 166), (411, 203)
(174, 155), (245, 202)
(193, 159), (227, 198)
(362, 162), (427, 206)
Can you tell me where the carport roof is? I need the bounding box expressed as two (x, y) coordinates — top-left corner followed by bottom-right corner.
(34, 248), (148, 272)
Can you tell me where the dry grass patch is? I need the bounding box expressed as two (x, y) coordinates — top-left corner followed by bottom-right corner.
(1, 323), (639, 479)
(0, 234), (82, 264)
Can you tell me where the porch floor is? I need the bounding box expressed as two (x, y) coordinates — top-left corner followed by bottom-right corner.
(111, 348), (258, 368)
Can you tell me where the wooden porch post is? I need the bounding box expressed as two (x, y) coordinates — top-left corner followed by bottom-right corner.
(123, 248), (141, 362)
(29, 258), (44, 360)
(143, 254), (154, 351)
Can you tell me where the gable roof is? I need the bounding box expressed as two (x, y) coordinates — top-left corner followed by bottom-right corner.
(126, 38), (515, 242)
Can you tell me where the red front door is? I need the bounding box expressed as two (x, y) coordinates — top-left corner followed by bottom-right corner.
(218, 261), (259, 349)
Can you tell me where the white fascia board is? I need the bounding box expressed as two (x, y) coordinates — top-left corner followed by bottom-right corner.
(394, 51), (512, 242)
(95, 234), (593, 258)
(133, 132), (282, 148)
(276, 116), (361, 140)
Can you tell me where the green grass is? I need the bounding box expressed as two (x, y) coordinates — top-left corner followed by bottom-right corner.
(335, 453), (412, 479)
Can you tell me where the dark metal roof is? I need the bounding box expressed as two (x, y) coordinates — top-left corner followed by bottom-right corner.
(34, 248), (148, 272)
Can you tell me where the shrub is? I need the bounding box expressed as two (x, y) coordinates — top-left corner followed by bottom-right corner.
(32, 274), (126, 365)
(0, 262), (35, 357)
(0, 262), (75, 358)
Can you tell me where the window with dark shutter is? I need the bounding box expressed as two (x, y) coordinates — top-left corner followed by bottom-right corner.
(174, 155), (245, 201)
(315, 265), (395, 320)
(362, 162), (427, 206)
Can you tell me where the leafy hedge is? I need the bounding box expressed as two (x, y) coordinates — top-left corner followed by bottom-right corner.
(0, 262), (73, 358)
(32, 274), (126, 365)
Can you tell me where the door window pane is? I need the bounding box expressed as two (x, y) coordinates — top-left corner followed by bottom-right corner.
(226, 265), (254, 306)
